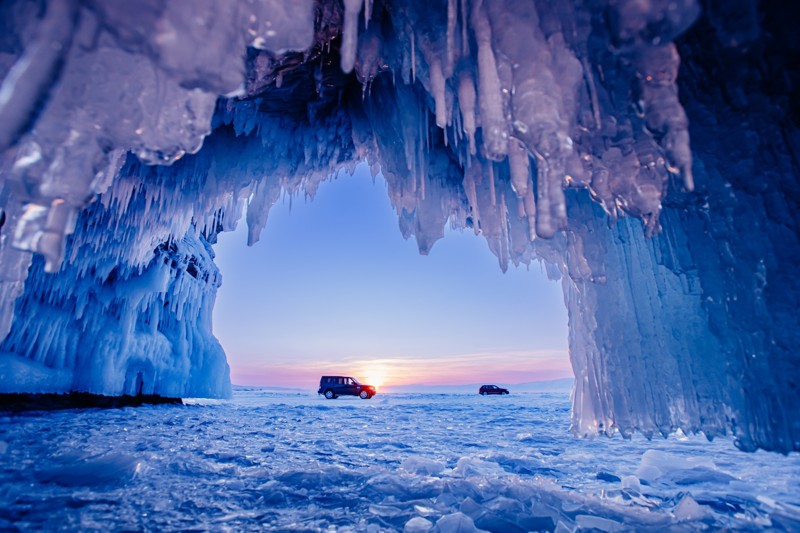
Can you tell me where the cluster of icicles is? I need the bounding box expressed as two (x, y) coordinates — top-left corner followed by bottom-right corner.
(333, 0), (697, 241)
(0, 0), (700, 339)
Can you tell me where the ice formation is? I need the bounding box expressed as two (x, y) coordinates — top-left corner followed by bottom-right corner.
(7, 392), (800, 530)
(0, 0), (797, 452)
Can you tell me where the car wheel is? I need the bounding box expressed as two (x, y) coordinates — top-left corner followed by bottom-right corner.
(481, 391), (487, 396)
(324, 390), (336, 399)
(504, 391), (509, 395)
(359, 390), (370, 399)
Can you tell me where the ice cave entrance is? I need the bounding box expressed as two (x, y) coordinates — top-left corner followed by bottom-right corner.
(212, 164), (570, 391)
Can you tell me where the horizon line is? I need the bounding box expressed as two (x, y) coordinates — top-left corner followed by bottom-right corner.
(232, 376), (575, 389)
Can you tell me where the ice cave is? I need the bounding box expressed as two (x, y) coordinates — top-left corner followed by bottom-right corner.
(0, 0), (798, 454)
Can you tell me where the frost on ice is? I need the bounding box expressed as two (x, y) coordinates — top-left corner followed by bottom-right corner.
(0, 1), (798, 452)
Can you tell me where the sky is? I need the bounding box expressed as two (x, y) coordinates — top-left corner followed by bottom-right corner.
(212, 164), (571, 390)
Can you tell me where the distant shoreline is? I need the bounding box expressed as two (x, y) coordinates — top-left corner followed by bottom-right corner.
(0, 392), (183, 411)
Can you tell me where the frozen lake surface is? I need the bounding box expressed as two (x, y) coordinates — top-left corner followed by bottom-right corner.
(1, 389), (798, 531)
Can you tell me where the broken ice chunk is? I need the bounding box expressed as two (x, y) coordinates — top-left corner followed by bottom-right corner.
(673, 493), (713, 521)
(435, 512), (482, 533)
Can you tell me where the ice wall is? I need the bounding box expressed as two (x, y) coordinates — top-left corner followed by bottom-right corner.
(0, 171), (232, 397)
(565, 4), (800, 453)
(0, 0), (798, 451)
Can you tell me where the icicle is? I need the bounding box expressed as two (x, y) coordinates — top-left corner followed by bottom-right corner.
(411, 107), (421, 194)
(523, 187), (537, 241)
(446, 0), (458, 78)
(470, 0), (508, 161)
(420, 156), (426, 200)
(364, 0), (373, 28)
(340, 0), (363, 74)
(463, 163), (481, 235)
(531, 149), (552, 238)
(454, 99), (462, 141)
(508, 140), (530, 198)
(488, 161), (496, 207)
(425, 108), (430, 152)
(634, 44), (693, 192)
(461, 0), (468, 56)
(430, 57), (447, 129)
(457, 70), (477, 155)
(582, 58), (602, 131)
(682, 165), (694, 191)
(0, 0), (77, 151)
(410, 31), (416, 83)
(498, 189), (509, 271)
(245, 180), (275, 246)
(418, 127), (427, 197)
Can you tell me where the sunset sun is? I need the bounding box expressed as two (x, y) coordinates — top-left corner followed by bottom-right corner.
(364, 370), (387, 389)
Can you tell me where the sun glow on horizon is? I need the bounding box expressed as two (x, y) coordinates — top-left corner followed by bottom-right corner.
(228, 349), (571, 390)
(363, 370), (387, 389)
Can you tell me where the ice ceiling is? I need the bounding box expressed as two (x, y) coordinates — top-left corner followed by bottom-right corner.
(0, 0), (798, 453)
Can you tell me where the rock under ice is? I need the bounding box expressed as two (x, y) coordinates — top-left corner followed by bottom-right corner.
(0, 0), (797, 452)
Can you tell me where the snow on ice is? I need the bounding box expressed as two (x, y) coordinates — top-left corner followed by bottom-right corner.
(0, 0), (799, 454)
(1, 391), (798, 531)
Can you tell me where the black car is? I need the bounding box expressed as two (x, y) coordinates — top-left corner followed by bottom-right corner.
(318, 376), (376, 399)
(479, 384), (509, 395)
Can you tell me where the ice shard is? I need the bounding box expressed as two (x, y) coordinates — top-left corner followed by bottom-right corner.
(0, 0), (798, 452)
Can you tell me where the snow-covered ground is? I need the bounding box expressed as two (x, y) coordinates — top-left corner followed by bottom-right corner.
(0, 390), (798, 531)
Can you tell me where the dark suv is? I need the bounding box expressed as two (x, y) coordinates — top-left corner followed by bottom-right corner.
(479, 384), (509, 395)
(318, 376), (376, 399)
